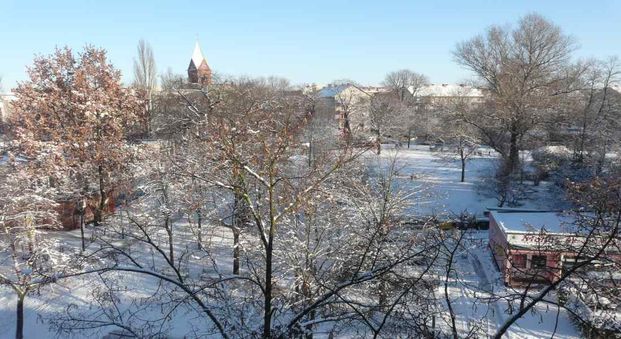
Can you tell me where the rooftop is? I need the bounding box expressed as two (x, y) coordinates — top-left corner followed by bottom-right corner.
(191, 41), (207, 68)
(409, 83), (484, 97)
(490, 211), (578, 235)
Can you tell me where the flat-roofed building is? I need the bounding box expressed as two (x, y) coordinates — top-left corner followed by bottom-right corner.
(489, 210), (583, 286)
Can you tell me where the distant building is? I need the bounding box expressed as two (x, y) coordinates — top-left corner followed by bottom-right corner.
(187, 41), (212, 85)
(0, 93), (15, 133)
(409, 83), (485, 106)
(317, 83), (387, 134)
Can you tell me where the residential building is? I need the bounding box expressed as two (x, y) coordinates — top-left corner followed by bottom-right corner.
(317, 83), (386, 135)
(0, 94), (14, 134)
(409, 83), (485, 107)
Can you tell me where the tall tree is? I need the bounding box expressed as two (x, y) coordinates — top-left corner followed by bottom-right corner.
(573, 57), (620, 173)
(368, 93), (405, 154)
(11, 46), (144, 227)
(453, 13), (581, 174)
(382, 70), (429, 147)
(133, 39), (157, 136)
(383, 69), (428, 103)
(439, 87), (482, 182)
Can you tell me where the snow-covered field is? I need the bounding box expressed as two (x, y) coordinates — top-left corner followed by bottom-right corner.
(369, 145), (564, 218)
(0, 222), (236, 338)
(0, 145), (578, 338)
(365, 146), (580, 338)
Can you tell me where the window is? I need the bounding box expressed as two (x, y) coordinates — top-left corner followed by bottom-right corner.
(531, 255), (547, 269)
(512, 254), (527, 268)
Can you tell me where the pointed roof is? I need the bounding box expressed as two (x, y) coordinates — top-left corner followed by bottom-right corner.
(191, 41), (207, 68)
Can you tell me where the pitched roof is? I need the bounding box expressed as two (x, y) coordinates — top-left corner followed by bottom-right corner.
(191, 41), (207, 68)
(318, 84), (351, 98)
(409, 84), (484, 97)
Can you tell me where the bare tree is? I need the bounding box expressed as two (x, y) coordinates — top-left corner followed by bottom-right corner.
(383, 69), (429, 103)
(133, 39), (157, 136)
(50, 77), (447, 339)
(439, 90), (482, 182)
(159, 67), (184, 92)
(453, 13), (582, 174)
(303, 85), (338, 166)
(0, 162), (99, 339)
(489, 177), (621, 338)
(572, 57), (620, 174)
(382, 70), (430, 148)
(368, 93), (405, 154)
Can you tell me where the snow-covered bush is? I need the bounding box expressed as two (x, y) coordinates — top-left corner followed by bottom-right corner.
(531, 145), (594, 186)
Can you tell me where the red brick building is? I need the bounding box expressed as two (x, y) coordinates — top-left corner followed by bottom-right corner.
(489, 210), (576, 286)
(56, 189), (119, 230)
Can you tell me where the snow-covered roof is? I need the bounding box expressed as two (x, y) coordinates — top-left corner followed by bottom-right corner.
(409, 84), (484, 97)
(318, 84), (351, 98)
(490, 211), (577, 235)
(191, 41), (207, 67)
(317, 84), (386, 98)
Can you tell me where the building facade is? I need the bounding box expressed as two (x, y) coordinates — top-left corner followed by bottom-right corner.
(0, 94), (14, 121)
(317, 83), (387, 136)
(489, 210), (575, 286)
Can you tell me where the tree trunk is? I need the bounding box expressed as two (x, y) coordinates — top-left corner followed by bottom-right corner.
(407, 129), (412, 148)
(308, 134), (313, 167)
(95, 165), (106, 225)
(16, 291), (25, 339)
(80, 208), (85, 251)
(263, 240), (273, 338)
(460, 155), (466, 183)
(343, 112), (352, 145)
(508, 130), (520, 175)
(166, 216), (174, 264)
(233, 228), (240, 275)
(575, 113), (588, 163)
(197, 209), (202, 250)
(376, 131), (381, 155)
(232, 188), (245, 275)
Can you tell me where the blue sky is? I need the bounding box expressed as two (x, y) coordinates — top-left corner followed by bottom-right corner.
(1, 0), (620, 89)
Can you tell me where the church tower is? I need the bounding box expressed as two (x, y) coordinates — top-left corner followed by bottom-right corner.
(188, 41), (212, 85)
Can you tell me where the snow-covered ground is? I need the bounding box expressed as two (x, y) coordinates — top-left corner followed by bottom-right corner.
(366, 146), (579, 338)
(0, 220), (237, 338)
(367, 145), (564, 218)
(0, 145), (578, 338)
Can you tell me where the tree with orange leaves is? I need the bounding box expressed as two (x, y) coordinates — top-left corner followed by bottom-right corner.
(11, 45), (145, 231)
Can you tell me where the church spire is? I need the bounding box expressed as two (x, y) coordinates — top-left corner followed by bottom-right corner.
(191, 41), (206, 69)
(188, 40), (212, 85)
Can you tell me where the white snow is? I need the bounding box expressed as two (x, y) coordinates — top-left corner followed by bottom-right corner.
(491, 211), (577, 234)
(368, 145), (563, 219)
(409, 83), (484, 97)
(0, 145), (581, 338)
(191, 41), (207, 68)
